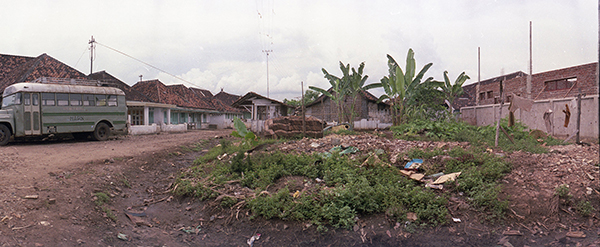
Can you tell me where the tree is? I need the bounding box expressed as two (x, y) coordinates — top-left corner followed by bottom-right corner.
(283, 89), (320, 108)
(310, 64), (350, 124)
(371, 49), (436, 125)
(440, 71), (470, 115)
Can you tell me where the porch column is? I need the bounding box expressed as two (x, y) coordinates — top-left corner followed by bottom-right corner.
(143, 106), (149, 126)
(166, 108), (171, 125)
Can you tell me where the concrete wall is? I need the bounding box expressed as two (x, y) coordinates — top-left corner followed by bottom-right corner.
(128, 123), (188, 135)
(461, 95), (599, 139)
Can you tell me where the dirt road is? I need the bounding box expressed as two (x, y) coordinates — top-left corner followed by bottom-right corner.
(0, 130), (231, 246)
(0, 130), (231, 186)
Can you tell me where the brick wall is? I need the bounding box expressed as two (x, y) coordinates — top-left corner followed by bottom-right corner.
(473, 62), (597, 105)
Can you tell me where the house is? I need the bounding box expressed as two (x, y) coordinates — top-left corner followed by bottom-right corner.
(131, 79), (243, 130)
(304, 88), (391, 129)
(459, 62), (598, 139)
(231, 92), (290, 133)
(0, 53), (87, 93)
(0, 52), (243, 135)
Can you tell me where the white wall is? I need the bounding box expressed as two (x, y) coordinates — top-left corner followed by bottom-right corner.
(460, 95), (599, 139)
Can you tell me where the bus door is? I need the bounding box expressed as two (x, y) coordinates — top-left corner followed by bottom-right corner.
(23, 93), (41, 135)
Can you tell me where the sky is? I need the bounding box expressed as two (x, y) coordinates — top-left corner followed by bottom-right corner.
(1, 0), (597, 101)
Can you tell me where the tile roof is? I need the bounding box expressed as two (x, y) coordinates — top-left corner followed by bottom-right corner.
(214, 89), (241, 106)
(132, 80), (241, 113)
(88, 70), (152, 102)
(305, 88), (388, 107)
(0, 53), (87, 92)
(232, 91), (290, 107)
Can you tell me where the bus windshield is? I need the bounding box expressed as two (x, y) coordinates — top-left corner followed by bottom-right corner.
(1, 93), (21, 108)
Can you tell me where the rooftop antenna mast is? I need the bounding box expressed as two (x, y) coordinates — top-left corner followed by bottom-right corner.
(89, 36), (96, 74)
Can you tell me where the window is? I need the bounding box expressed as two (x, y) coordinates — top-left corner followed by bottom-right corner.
(23, 93), (30, 106)
(164, 111), (168, 124)
(42, 93), (55, 106)
(171, 112), (179, 124)
(148, 108), (154, 124)
(32, 93), (38, 106)
(107, 95), (117, 106)
(95, 95), (107, 106)
(82, 94), (94, 106)
(180, 113), (187, 123)
(1, 93), (21, 107)
(129, 109), (143, 125)
(545, 77), (576, 91)
(479, 92), (486, 100)
(70, 94), (82, 106)
(56, 93), (69, 106)
(486, 91), (494, 99)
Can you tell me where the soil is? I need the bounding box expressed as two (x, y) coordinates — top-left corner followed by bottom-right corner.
(0, 130), (598, 246)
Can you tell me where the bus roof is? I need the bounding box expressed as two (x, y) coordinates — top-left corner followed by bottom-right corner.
(3, 82), (126, 97)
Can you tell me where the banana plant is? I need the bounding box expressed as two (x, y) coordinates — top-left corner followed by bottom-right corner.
(373, 49), (435, 125)
(310, 64), (350, 124)
(440, 71), (470, 115)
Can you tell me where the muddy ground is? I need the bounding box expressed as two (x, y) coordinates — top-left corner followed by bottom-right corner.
(0, 130), (598, 246)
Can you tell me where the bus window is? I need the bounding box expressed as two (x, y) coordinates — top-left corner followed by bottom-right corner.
(107, 95), (117, 106)
(70, 94), (82, 106)
(32, 93), (39, 106)
(23, 93), (30, 106)
(42, 93), (55, 106)
(82, 94), (94, 106)
(57, 93), (69, 106)
(1, 93), (21, 107)
(95, 95), (107, 106)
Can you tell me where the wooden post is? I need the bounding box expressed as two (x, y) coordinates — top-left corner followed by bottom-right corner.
(576, 88), (581, 144)
(301, 81), (306, 137)
(495, 80), (504, 147)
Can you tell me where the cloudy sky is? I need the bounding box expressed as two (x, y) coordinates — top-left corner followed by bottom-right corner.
(1, 0), (597, 101)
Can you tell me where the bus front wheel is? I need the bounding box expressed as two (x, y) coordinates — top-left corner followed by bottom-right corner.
(93, 123), (110, 141)
(0, 124), (11, 146)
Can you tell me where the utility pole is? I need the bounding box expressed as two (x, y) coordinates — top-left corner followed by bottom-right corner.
(89, 36), (95, 74)
(477, 47), (480, 106)
(301, 81), (306, 137)
(262, 49), (273, 98)
(527, 21), (532, 99)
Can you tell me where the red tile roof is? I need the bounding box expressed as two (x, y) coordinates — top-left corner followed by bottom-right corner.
(88, 70), (152, 102)
(0, 53), (87, 92)
(132, 80), (241, 113)
(214, 89), (241, 106)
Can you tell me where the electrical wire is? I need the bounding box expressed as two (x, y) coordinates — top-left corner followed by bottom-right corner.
(73, 46), (88, 68)
(94, 41), (205, 97)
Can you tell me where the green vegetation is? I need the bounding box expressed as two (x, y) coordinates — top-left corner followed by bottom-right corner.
(392, 118), (562, 153)
(175, 137), (512, 230)
(94, 192), (110, 206)
(554, 184), (571, 200)
(576, 200), (595, 217)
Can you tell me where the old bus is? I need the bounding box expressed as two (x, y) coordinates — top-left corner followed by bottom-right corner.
(0, 81), (128, 145)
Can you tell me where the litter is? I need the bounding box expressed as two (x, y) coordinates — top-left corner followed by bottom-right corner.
(247, 233), (261, 247)
(117, 233), (128, 241)
(425, 184), (443, 190)
(432, 172), (461, 184)
(404, 159), (423, 170)
(180, 225), (202, 234)
(452, 218), (461, 223)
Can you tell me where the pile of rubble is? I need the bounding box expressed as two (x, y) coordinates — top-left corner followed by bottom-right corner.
(264, 116), (324, 139)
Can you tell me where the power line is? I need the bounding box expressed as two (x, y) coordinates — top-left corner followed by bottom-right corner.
(92, 40), (205, 96)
